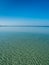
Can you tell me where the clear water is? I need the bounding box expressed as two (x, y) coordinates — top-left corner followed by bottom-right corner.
(0, 27), (49, 65)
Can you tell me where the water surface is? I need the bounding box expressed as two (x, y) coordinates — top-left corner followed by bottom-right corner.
(0, 27), (49, 65)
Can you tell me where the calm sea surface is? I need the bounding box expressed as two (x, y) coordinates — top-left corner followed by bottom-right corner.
(0, 27), (49, 65)
(0, 27), (49, 33)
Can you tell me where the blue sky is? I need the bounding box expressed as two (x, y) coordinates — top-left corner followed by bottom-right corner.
(0, 0), (49, 25)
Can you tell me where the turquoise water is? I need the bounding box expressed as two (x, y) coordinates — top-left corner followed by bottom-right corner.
(0, 27), (49, 65)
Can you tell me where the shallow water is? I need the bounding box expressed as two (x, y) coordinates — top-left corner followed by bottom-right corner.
(0, 27), (49, 65)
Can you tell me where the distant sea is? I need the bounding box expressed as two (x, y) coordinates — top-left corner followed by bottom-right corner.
(0, 27), (49, 33)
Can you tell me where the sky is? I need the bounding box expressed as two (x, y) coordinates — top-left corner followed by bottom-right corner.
(0, 0), (49, 25)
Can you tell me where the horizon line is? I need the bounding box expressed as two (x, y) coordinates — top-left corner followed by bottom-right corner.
(0, 25), (49, 27)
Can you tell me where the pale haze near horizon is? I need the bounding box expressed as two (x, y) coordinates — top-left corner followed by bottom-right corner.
(0, 17), (49, 26)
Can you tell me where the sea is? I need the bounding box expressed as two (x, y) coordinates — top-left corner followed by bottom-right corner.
(0, 27), (49, 65)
